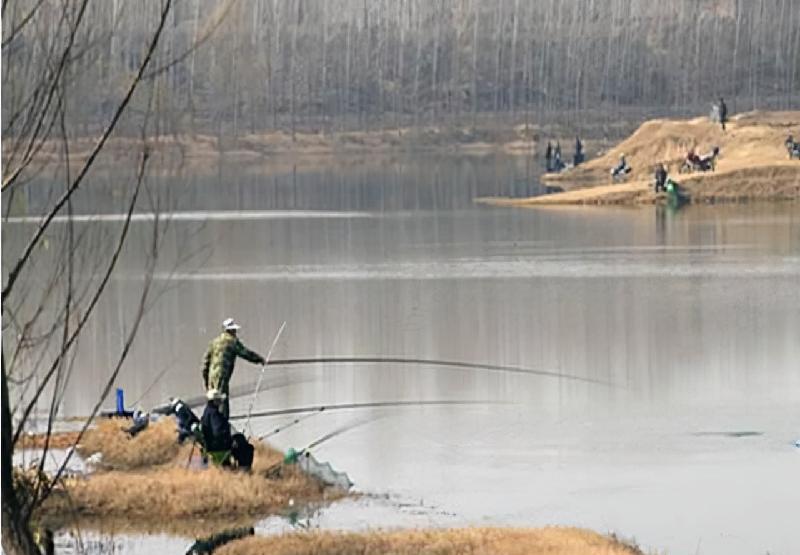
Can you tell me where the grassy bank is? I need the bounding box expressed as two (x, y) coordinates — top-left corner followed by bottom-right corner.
(34, 419), (341, 531)
(480, 110), (800, 206)
(25, 424), (652, 553)
(217, 527), (645, 555)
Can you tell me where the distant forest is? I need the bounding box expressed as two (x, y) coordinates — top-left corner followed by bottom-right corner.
(3, 0), (799, 139)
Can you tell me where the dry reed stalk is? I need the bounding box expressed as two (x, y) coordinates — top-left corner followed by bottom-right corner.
(218, 527), (646, 555)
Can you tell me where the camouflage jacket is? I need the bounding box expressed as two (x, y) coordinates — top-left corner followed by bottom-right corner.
(202, 332), (264, 393)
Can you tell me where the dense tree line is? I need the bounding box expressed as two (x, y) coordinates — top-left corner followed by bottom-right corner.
(3, 0), (799, 141)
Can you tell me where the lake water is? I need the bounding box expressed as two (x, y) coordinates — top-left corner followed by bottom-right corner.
(4, 154), (799, 555)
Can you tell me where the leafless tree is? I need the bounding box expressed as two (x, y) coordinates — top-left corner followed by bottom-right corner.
(1, 1), (180, 554)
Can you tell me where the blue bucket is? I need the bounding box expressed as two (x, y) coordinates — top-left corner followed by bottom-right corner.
(116, 388), (125, 414)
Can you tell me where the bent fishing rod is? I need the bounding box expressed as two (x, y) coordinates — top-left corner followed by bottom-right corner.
(172, 373), (313, 410)
(263, 356), (614, 387)
(157, 354), (612, 413)
(264, 415), (380, 477)
(230, 399), (509, 422)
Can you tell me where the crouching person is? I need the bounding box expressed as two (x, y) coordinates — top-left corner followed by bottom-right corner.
(201, 389), (254, 471)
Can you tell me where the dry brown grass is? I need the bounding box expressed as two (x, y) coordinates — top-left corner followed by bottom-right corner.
(77, 417), (182, 469)
(47, 463), (325, 520)
(40, 422), (340, 529)
(217, 527), (645, 555)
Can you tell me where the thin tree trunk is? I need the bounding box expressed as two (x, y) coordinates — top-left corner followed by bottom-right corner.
(413, 1), (422, 130)
(509, 0), (519, 115)
(492, 1), (503, 113)
(344, 16), (351, 132)
(2, 358), (42, 555)
(395, 0), (405, 133)
(289, 0), (298, 141)
(471, 0), (479, 130)
(732, 0), (742, 109)
(271, 0), (281, 129)
(432, 0), (440, 124)
(320, 0), (328, 134)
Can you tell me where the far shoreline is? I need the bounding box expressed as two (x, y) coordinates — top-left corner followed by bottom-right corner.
(479, 111), (800, 207)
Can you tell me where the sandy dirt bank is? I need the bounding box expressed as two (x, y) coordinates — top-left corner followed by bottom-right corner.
(480, 111), (800, 206)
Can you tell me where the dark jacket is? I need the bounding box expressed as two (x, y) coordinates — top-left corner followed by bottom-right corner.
(201, 401), (232, 452)
(655, 166), (667, 187)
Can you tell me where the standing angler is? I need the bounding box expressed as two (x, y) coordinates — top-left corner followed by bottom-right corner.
(202, 318), (266, 417)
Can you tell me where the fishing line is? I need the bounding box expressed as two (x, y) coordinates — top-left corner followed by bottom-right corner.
(231, 399), (506, 421)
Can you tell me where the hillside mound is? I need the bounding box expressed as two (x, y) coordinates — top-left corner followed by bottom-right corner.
(543, 111), (799, 190)
(477, 111), (800, 205)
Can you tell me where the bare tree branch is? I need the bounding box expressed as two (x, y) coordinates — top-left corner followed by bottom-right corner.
(2, 0), (173, 300)
(1, 0), (46, 49)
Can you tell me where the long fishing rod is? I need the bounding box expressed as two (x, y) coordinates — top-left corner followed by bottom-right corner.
(257, 408), (326, 441)
(264, 356), (613, 387)
(177, 373), (313, 410)
(244, 321), (286, 435)
(231, 399), (507, 422)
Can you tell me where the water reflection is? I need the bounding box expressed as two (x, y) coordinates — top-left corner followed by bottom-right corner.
(10, 153), (543, 217)
(3, 157), (799, 555)
(186, 527), (254, 555)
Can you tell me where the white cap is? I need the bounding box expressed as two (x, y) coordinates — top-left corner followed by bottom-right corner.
(222, 318), (241, 331)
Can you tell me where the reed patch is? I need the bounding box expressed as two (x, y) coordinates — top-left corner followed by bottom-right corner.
(217, 527), (645, 555)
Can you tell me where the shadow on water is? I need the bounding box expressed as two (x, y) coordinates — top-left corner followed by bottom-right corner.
(50, 497), (436, 555)
(186, 527), (254, 555)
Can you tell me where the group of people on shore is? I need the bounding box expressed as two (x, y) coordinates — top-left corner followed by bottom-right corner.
(544, 137), (584, 173)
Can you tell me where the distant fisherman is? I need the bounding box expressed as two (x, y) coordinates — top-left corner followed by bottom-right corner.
(653, 163), (668, 193)
(544, 141), (553, 172)
(574, 136), (584, 167)
(719, 97), (728, 131)
(202, 318), (265, 417)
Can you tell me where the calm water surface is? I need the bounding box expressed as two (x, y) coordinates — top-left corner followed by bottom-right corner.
(4, 155), (799, 555)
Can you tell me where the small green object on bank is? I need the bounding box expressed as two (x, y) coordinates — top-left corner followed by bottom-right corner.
(284, 447), (299, 464)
